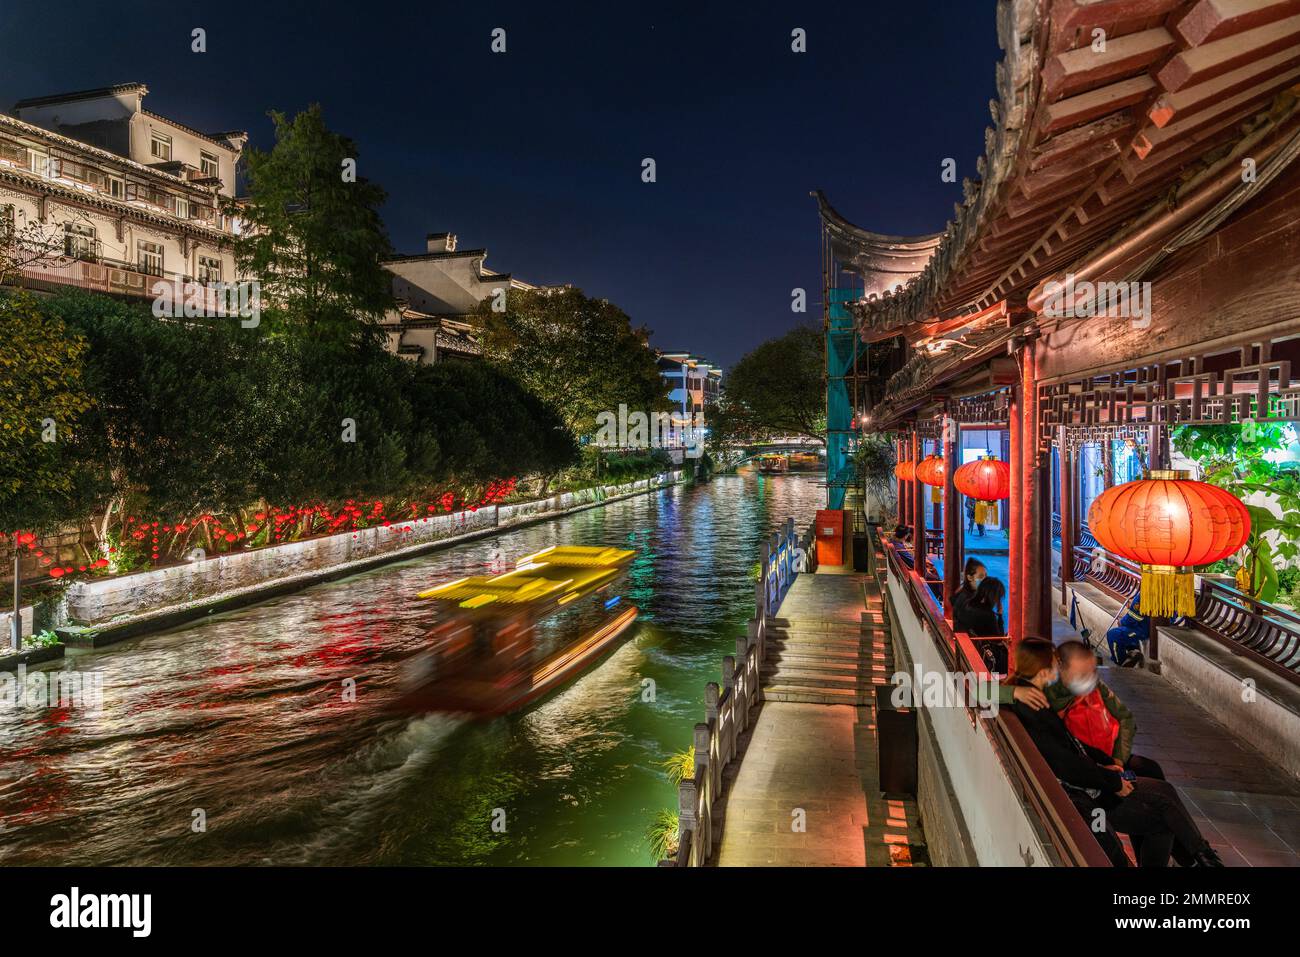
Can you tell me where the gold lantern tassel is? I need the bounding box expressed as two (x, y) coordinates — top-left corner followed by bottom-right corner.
(931, 485), (942, 504)
(974, 501), (998, 526)
(1139, 564), (1196, 618)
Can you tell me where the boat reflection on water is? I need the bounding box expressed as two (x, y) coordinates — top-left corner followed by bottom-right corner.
(395, 545), (639, 717)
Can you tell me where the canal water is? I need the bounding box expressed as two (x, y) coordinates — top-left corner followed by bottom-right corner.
(0, 471), (823, 866)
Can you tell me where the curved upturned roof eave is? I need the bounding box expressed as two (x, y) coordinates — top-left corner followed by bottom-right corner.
(813, 189), (944, 299)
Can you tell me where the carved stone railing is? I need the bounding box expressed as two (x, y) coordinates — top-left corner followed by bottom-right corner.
(663, 517), (813, 866)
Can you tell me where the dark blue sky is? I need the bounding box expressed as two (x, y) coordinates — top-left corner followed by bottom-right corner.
(0, 1), (998, 367)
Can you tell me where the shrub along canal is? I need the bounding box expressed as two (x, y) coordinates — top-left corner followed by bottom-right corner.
(0, 470), (823, 865)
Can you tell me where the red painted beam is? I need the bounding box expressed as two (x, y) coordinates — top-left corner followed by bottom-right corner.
(1176, 0), (1300, 47)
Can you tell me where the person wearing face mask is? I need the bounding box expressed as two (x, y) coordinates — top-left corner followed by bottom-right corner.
(954, 575), (1004, 637)
(952, 558), (986, 619)
(1006, 637), (1223, 867)
(1051, 639), (1193, 866)
(1050, 640), (1148, 774)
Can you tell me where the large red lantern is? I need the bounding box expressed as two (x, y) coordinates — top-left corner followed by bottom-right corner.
(953, 456), (1010, 501)
(1088, 470), (1250, 618)
(915, 454), (945, 487)
(894, 460), (916, 482)
(954, 455), (1010, 527)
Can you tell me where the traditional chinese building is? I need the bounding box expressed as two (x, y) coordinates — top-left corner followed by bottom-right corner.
(1, 83), (244, 297)
(817, 0), (1300, 865)
(380, 231), (564, 363)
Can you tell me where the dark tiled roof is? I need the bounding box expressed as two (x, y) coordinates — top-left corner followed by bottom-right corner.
(13, 83), (147, 110)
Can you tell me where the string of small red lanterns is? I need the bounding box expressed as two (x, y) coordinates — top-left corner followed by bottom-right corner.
(14, 476), (520, 581)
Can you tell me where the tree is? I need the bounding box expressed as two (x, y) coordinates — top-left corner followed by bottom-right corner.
(230, 104), (395, 343)
(0, 293), (94, 534)
(47, 290), (304, 540)
(404, 360), (578, 493)
(473, 287), (668, 439)
(722, 325), (825, 442)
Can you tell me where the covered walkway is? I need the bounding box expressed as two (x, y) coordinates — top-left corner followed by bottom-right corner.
(712, 571), (927, 866)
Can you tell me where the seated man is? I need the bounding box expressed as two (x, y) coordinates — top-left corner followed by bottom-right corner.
(891, 525), (916, 568)
(1051, 639), (1192, 865)
(1004, 637), (1223, 868)
(1103, 593), (1149, 667)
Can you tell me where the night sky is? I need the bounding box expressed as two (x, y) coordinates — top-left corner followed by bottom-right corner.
(0, 1), (998, 367)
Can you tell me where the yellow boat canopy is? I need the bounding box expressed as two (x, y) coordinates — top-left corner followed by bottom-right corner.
(417, 545), (634, 611)
(514, 545), (635, 568)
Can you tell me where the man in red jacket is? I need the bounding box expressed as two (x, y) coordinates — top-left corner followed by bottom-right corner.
(1054, 640), (1196, 865)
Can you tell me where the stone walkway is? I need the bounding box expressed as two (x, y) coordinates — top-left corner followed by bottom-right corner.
(713, 571), (927, 866)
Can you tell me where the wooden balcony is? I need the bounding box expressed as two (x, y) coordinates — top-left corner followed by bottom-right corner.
(12, 256), (227, 313)
(50, 155), (107, 190)
(0, 137), (28, 168)
(125, 182), (174, 214)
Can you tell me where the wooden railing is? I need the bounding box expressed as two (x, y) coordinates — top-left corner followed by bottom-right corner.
(664, 517), (814, 866)
(1070, 545), (1300, 685)
(1071, 544), (1140, 601)
(881, 535), (1112, 867)
(1195, 580), (1300, 685)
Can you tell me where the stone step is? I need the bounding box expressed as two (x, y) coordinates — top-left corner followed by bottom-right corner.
(762, 665), (885, 688)
(767, 635), (891, 654)
(766, 646), (893, 667)
(767, 617), (873, 634)
(764, 647), (889, 670)
(762, 683), (878, 706)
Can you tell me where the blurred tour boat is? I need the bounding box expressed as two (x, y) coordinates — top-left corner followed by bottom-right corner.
(396, 545), (638, 716)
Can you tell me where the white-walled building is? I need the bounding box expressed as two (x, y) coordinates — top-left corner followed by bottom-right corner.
(0, 83), (244, 301)
(656, 352), (722, 450)
(380, 231), (562, 363)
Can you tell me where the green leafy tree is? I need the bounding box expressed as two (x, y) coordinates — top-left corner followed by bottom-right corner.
(722, 325), (825, 442)
(0, 293), (95, 533)
(474, 287), (668, 438)
(47, 291), (304, 538)
(231, 104), (395, 344)
(404, 359), (578, 494)
(1172, 421), (1300, 602)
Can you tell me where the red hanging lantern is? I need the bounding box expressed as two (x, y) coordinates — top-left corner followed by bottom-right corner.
(894, 460), (916, 482)
(953, 456), (1010, 501)
(954, 455), (1010, 526)
(1088, 470), (1250, 618)
(915, 454), (945, 487)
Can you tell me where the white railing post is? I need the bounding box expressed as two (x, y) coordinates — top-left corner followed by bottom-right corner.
(693, 722), (712, 859)
(677, 777), (698, 864)
(721, 656), (737, 759)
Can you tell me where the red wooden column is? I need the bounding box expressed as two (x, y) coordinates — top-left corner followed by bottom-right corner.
(911, 430), (923, 543)
(1058, 426), (1075, 610)
(900, 434), (910, 529)
(942, 414), (962, 619)
(1008, 384), (1023, 646)
(1021, 340), (1049, 640)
